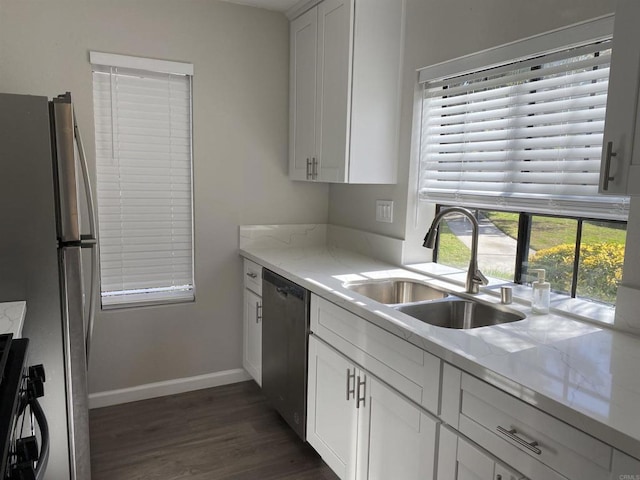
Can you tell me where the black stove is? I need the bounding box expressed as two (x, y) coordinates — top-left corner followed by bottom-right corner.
(0, 334), (48, 480)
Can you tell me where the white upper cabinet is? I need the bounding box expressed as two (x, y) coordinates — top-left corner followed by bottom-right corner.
(289, 0), (405, 183)
(290, 7), (318, 182)
(600, 0), (640, 195)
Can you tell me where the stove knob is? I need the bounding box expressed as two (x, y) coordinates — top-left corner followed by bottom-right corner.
(16, 436), (38, 462)
(25, 364), (45, 399)
(28, 364), (45, 383)
(26, 377), (44, 399)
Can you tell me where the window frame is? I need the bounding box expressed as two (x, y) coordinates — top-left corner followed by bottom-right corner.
(90, 52), (196, 310)
(432, 204), (626, 305)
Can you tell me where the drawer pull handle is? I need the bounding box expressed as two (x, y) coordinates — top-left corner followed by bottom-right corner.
(346, 368), (356, 401)
(496, 426), (542, 455)
(246, 272), (258, 279)
(256, 303), (262, 323)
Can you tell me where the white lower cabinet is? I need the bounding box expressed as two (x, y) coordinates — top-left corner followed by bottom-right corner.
(357, 374), (437, 480)
(243, 288), (262, 385)
(242, 259), (262, 384)
(307, 334), (358, 478)
(438, 425), (525, 480)
(307, 335), (437, 480)
(440, 363), (640, 480)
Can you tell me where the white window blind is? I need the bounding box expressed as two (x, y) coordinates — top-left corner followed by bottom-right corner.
(91, 54), (194, 308)
(418, 33), (629, 220)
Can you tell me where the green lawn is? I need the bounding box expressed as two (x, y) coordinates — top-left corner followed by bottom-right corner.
(436, 222), (514, 280)
(437, 223), (470, 269)
(437, 211), (626, 300)
(484, 211), (626, 251)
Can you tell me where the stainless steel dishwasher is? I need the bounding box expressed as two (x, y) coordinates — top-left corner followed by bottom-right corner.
(261, 269), (310, 440)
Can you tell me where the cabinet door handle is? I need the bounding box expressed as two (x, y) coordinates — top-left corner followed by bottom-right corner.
(306, 158), (311, 179)
(356, 375), (366, 409)
(496, 426), (542, 455)
(246, 272), (257, 279)
(346, 368), (356, 401)
(256, 303), (262, 323)
(602, 141), (617, 191)
(312, 157), (318, 179)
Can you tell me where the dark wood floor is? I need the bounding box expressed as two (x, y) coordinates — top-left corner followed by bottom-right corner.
(89, 381), (339, 480)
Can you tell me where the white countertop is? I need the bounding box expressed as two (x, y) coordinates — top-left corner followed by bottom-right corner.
(0, 301), (26, 338)
(240, 244), (640, 460)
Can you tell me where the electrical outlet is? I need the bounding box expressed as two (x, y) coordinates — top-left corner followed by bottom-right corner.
(376, 200), (394, 223)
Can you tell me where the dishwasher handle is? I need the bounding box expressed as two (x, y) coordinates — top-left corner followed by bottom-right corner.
(263, 268), (308, 301)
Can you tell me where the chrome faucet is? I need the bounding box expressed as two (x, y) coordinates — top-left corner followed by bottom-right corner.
(423, 207), (488, 294)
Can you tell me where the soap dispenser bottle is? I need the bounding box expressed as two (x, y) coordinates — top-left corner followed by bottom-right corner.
(530, 268), (550, 314)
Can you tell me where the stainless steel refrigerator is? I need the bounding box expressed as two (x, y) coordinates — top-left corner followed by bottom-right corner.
(0, 92), (98, 479)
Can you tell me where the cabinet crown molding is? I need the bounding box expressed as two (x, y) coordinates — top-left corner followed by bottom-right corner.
(286, 0), (321, 19)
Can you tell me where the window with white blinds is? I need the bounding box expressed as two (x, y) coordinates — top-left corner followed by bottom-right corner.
(418, 18), (629, 221)
(91, 52), (195, 308)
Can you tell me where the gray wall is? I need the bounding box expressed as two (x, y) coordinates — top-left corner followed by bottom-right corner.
(0, 0), (622, 394)
(0, 0), (329, 393)
(328, 0), (616, 244)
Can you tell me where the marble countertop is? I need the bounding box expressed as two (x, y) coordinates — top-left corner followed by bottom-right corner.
(0, 301), (26, 338)
(240, 244), (640, 460)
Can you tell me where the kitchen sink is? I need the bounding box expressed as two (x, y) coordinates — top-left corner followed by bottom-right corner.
(394, 298), (525, 329)
(343, 278), (448, 305)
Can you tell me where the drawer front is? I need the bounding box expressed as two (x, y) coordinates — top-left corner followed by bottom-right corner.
(460, 416), (568, 480)
(310, 294), (441, 414)
(460, 373), (611, 480)
(243, 259), (262, 295)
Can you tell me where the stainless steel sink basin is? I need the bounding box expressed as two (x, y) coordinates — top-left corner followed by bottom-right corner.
(394, 298), (525, 329)
(343, 279), (448, 305)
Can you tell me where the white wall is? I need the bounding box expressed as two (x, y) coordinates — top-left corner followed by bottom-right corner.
(328, 0), (616, 248)
(0, 0), (329, 393)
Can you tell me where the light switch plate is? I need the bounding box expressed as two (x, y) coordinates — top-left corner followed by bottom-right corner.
(376, 200), (394, 223)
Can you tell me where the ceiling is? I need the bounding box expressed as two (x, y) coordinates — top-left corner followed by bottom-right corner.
(221, 0), (300, 12)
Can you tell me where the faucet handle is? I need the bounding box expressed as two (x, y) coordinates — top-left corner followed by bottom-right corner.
(473, 269), (489, 286)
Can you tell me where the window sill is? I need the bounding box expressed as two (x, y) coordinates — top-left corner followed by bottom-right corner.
(404, 262), (616, 328)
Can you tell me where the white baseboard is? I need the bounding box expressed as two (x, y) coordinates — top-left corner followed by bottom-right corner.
(88, 368), (252, 409)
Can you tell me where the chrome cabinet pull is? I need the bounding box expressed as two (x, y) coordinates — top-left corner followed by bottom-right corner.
(346, 368), (356, 400)
(356, 375), (366, 409)
(312, 157), (318, 179)
(496, 426), (542, 455)
(246, 272), (257, 279)
(256, 303), (262, 323)
(306, 158), (311, 179)
(602, 141), (617, 191)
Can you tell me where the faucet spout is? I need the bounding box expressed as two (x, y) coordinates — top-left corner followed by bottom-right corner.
(423, 207), (489, 294)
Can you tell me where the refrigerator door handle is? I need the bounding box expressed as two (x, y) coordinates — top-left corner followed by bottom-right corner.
(73, 112), (97, 241)
(74, 110), (99, 365)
